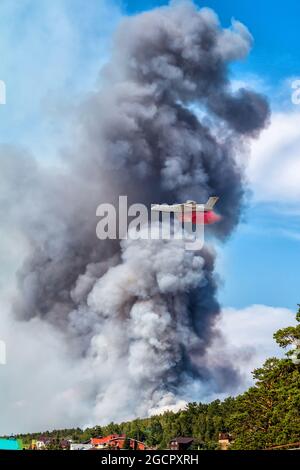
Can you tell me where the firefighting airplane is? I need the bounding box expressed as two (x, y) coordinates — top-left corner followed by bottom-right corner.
(151, 197), (220, 224)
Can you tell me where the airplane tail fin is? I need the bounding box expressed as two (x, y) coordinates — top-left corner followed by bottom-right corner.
(205, 196), (219, 211)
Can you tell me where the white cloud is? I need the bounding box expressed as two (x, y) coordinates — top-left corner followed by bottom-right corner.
(0, 294), (92, 434)
(248, 111), (300, 203)
(206, 304), (296, 393)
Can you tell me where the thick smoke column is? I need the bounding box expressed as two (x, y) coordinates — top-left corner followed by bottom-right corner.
(10, 1), (269, 422)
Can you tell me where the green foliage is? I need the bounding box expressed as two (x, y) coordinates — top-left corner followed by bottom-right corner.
(229, 358), (300, 449)
(229, 307), (300, 449)
(7, 306), (300, 450)
(47, 439), (63, 450)
(122, 437), (132, 450)
(273, 304), (300, 361)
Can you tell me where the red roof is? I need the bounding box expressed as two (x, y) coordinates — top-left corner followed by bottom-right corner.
(91, 434), (125, 445)
(91, 435), (145, 450)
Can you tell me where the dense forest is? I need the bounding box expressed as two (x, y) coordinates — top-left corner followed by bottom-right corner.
(7, 306), (300, 450)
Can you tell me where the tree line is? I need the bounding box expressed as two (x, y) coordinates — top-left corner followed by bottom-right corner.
(6, 306), (300, 450)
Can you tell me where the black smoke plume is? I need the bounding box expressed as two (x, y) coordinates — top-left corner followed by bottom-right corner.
(7, 1), (269, 421)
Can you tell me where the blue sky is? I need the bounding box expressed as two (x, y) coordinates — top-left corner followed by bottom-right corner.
(126, 0), (300, 82)
(0, 0), (299, 312)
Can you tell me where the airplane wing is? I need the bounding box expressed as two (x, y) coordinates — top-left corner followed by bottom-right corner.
(151, 204), (183, 213)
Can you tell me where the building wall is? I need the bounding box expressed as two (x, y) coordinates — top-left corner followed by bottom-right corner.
(219, 439), (230, 450)
(0, 438), (22, 450)
(70, 443), (93, 450)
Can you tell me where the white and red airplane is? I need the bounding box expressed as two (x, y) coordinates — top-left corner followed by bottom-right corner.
(151, 196), (220, 224)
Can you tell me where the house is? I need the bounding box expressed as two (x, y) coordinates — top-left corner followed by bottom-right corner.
(34, 439), (47, 450)
(0, 438), (23, 450)
(70, 443), (93, 450)
(91, 434), (125, 449)
(265, 441), (300, 450)
(33, 436), (53, 450)
(60, 439), (70, 450)
(91, 434), (146, 450)
(169, 437), (194, 451)
(218, 433), (233, 450)
(109, 437), (146, 450)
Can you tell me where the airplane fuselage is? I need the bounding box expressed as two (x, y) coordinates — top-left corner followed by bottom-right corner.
(151, 197), (220, 225)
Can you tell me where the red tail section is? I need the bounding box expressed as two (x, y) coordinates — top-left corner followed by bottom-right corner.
(177, 210), (221, 225)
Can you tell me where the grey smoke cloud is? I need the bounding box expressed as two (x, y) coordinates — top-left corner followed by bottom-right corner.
(2, 1), (270, 426)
